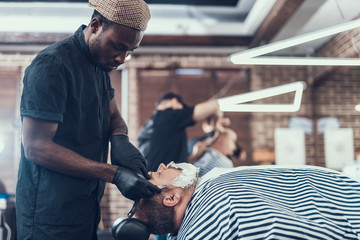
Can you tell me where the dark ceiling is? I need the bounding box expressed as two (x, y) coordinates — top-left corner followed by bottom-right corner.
(1, 0), (359, 57)
(0, 0), (301, 55)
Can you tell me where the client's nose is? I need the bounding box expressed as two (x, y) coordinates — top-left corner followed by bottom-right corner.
(159, 163), (167, 169)
(157, 163), (167, 171)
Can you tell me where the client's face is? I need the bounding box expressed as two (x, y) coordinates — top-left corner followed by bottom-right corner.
(149, 161), (199, 189)
(136, 162), (199, 235)
(149, 163), (182, 187)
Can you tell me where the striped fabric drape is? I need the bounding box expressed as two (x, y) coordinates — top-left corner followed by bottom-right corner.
(170, 166), (360, 240)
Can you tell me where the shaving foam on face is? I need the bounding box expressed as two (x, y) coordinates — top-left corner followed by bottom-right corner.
(167, 162), (199, 188)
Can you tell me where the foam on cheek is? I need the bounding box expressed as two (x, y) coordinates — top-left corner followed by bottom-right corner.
(168, 162), (199, 188)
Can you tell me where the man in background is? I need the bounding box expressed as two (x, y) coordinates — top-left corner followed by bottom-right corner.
(138, 92), (223, 172)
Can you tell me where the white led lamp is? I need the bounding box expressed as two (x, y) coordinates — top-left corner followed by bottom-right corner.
(230, 57), (360, 66)
(355, 104), (360, 112)
(0, 141), (4, 155)
(229, 19), (360, 66)
(217, 81), (305, 112)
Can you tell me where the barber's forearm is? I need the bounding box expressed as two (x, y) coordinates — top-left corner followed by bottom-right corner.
(24, 140), (117, 182)
(110, 112), (128, 135)
(109, 98), (128, 135)
(193, 99), (221, 122)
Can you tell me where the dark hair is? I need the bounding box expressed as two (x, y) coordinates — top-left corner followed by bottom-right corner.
(157, 92), (188, 107)
(137, 192), (177, 235)
(91, 10), (114, 31)
(233, 143), (243, 158)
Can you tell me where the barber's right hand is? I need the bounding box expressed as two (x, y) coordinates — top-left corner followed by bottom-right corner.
(110, 135), (149, 180)
(112, 166), (161, 200)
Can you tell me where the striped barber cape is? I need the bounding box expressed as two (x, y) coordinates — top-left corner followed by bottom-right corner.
(168, 165), (360, 240)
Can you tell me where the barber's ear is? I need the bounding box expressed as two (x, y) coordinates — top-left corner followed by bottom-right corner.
(163, 193), (180, 207)
(90, 17), (102, 33)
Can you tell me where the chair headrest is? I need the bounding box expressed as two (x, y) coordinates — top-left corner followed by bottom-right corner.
(112, 217), (150, 240)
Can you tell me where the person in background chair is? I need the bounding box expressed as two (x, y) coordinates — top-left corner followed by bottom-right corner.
(192, 127), (238, 176)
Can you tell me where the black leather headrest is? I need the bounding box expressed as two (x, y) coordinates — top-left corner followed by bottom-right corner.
(112, 217), (150, 240)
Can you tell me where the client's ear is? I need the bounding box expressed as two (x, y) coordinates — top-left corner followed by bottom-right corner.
(163, 192), (181, 207)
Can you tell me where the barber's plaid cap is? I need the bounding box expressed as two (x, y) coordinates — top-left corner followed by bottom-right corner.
(88, 0), (151, 31)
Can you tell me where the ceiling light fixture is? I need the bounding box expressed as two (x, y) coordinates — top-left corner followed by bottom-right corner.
(0, 141), (4, 155)
(355, 104), (360, 112)
(229, 18), (360, 66)
(217, 81), (305, 112)
(231, 57), (360, 66)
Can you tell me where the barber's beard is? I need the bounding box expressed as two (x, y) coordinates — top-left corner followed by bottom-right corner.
(89, 36), (101, 63)
(89, 32), (109, 72)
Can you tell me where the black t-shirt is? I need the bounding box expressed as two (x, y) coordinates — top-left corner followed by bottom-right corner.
(16, 25), (114, 240)
(138, 107), (195, 171)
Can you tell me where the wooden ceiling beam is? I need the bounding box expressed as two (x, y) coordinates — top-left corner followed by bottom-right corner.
(249, 0), (304, 48)
(141, 35), (252, 47)
(0, 32), (252, 47)
(0, 32), (71, 45)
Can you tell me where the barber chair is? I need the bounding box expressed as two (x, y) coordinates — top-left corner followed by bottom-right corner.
(112, 217), (150, 240)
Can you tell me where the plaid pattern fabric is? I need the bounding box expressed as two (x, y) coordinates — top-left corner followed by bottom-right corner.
(89, 0), (151, 31)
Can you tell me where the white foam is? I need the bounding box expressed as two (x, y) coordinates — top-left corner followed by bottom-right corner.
(167, 162), (199, 189)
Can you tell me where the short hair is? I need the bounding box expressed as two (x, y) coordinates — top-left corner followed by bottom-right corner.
(137, 191), (177, 235)
(157, 92), (188, 107)
(91, 10), (114, 31)
(233, 143), (243, 158)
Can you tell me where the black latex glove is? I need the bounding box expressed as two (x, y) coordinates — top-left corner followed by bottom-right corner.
(112, 166), (161, 200)
(111, 135), (150, 179)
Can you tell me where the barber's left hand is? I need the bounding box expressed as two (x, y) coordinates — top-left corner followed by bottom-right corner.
(111, 135), (150, 179)
(112, 166), (161, 200)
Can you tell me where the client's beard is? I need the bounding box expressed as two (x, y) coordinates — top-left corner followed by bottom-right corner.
(137, 193), (177, 235)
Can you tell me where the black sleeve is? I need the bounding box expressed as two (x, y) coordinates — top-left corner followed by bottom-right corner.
(164, 106), (196, 129)
(20, 54), (68, 123)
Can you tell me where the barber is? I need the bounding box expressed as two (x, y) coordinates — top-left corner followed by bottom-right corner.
(16, 0), (160, 239)
(138, 92), (224, 172)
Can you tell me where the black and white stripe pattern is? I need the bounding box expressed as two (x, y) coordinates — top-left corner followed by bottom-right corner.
(169, 166), (360, 240)
(194, 149), (234, 177)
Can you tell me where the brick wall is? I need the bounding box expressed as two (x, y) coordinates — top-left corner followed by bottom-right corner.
(248, 25), (360, 167)
(307, 25), (360, 165)
(249, 65), (316, 164)
(248, 67), (360, 167)
(312, 67), (360, 166)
